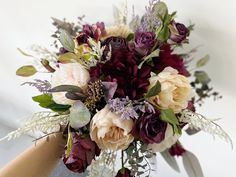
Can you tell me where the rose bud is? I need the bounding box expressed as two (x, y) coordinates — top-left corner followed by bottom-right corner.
(169, 143), (186, 156)
(169, 21), (189, 43)
(134, 32), (156, 56)
(63, 134), (100, 173)
(115, 168), (134, 177)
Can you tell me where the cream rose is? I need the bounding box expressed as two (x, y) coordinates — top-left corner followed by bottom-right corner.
(51, 63), (90, 105)
(148, 124), (180, 152)
(148, 67), (194, 113)
(90, 105), (134, 151)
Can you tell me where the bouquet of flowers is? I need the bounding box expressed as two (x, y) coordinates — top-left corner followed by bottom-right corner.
(1, 1), (232, 177)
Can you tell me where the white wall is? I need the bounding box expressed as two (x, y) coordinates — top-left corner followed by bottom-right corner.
(0, 0), (235, 176)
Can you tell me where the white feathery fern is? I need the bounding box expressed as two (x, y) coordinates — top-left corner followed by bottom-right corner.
(87, 151), (117, 177)
(178, 109), (233, 148)
(0, 111), (69, 141)
(113, 0), (128, 25)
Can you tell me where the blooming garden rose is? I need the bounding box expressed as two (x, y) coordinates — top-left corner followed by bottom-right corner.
(148, 67), (194, 113)
(90, 105), (134, 151)
(131, 111), (167, 144)
(51, 63), (90, 105)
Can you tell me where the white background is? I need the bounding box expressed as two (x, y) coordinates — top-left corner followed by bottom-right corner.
(0, 0), (236, 176)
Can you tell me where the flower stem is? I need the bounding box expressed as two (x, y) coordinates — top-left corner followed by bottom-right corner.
(121, 150), (124, 168)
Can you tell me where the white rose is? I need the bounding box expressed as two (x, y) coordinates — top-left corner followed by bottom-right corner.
(51, 63), (90, 105)
(90, 105), (134, 151)
(148, 124), (180, 152)
(148, 67), (194, 113)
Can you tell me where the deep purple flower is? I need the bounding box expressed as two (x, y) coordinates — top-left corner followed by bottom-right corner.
(102, 37), (128, 51)
(134, 32), (156, 56)
(90, 50), (151, 99)
(169, 143), (186, 156)
(170, 21), (189, 43)
(76, 32), (89, 45)
(131, 111), (167, 144)
(63, 134), (100, 173)
(115, 168), (134, 177)
(153, 44), (190, 76)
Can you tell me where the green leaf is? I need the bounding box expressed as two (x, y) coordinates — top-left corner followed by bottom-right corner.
(32, 94), (70, 113)
(16, 65), (37, 77)
(160, 109), (181, 135)
(48, 85), (82, 93)
(138, 49), (160, 69)
(145, 81), (161, 99)
(59, 29), (75, 52)
(58, 52), (78, 63)
(158, 25), (170, 42)
(196, 55), (210, 68)
(126, 33), (134, 41)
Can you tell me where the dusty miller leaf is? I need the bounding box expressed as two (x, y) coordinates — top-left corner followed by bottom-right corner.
(182, 151), (204, 177)
(161, 150), (180, 172)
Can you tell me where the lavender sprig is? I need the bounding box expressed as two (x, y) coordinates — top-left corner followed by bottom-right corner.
(138, 0), (162, 32)
(108, 97), (155, 120)
(21, 79), (51, 93)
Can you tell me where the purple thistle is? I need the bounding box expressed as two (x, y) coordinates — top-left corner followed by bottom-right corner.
(21, 79), (51, 93)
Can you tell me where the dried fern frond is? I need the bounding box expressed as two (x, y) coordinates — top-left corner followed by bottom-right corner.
(113, 0), (128, 25)
(178, 109), (233, 148)
(0, 112), (69, 141)
(87, 151), (117, 177)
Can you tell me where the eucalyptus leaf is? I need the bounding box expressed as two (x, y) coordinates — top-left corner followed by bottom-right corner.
(153, 1), (168, 19)
(145, 81), (161, 99)
(161, 150), (180, 172)
(48, 85), (82, 93)
(196, 55), (210, 68)
(58, 52), (78, 63)
(182, 151), (204, 177)
(160, 109), (181, 135)
(16, 65), (37, 77)
(59, 29), (75, 52)
(69, 101), (91, 129)
(194, 71), (211, 85)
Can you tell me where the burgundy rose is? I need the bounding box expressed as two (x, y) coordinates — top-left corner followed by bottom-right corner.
(169, 143), (186, 156)
(115, 168), (134, 177)
(63, 134), (100, 173)
(131, 111), (167, 144)
(134, 32), (156, 56)
(90, 50), (151, 99)
(170, 21), (189, 43)
(153, 44), (190, 76)
(102, 37), (128, 51)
